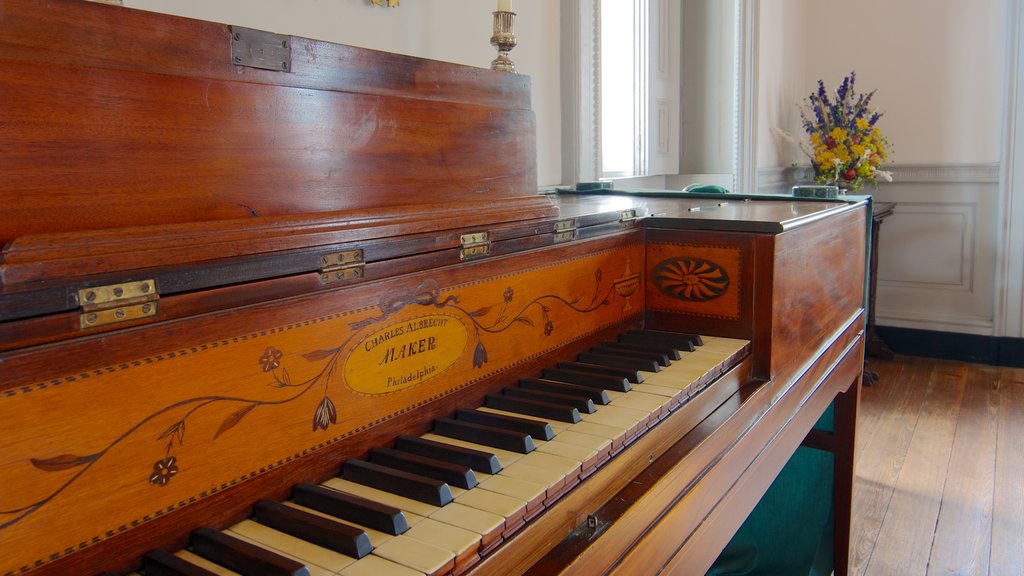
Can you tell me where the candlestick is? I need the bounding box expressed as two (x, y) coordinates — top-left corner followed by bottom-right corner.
(490, 7), (516, 73)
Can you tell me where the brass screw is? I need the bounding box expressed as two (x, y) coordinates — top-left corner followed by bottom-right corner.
(85, 291), (96, 302)
(113, 287), (124, 298)
(115, 309), (126, 320)
(142, 304), (153, 314)
(140, 283), (150, 293)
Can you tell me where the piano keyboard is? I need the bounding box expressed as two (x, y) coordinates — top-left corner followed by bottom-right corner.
(139, 331), (750, 576)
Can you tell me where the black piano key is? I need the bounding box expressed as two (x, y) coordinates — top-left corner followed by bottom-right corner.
(485, 394), (581, 424)
(518, 378), (611, 405)
(433, 418), (535, 454)
(502, 386), (597, 414)
(254, 500), (372, 559)
(576, 351), (661, 373)
(618, 332), (696, 352)
(627, 329), (704, 347)
(144, 549), (219, 576)
(601, 340), (682, 361)
(454, 407), (554, 441)
(632, 329), (704, 347)
(371, 446), (478, 489)
(555, 362), (644, 384)
(292, 483), (409, 535)
(395, 435), (502, 474)
(541, 367), (631, 392)
(590, 345), (672, 366)
(191, 528), (310, 576)
(342, 460), (453, 506)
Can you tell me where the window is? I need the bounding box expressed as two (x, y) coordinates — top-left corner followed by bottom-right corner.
(562, 0), (677, 184)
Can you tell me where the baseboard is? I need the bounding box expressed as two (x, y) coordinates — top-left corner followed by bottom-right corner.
(874, 326), (1024, 368)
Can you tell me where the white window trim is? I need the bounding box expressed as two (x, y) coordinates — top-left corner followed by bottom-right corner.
(561, 0), (680, 185)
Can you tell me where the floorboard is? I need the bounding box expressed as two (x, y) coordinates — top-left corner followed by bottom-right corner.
(926, 365), (997, 576)
(852, 356), (1024, 576)
(989, 373), (1024, 576)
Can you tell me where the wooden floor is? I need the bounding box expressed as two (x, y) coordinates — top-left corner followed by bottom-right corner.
(851, 355), (1024, 576)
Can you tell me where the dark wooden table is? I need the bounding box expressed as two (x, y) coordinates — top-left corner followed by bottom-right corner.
(864, 201), (896, 386)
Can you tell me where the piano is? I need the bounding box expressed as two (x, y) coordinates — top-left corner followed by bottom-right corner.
(0, 1), (866, 575)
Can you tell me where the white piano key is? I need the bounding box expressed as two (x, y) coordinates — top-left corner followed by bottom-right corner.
(372, 533), (455, 575)
(226, 519), (358, 573)
(630, 382), (686, 399)
(580, 403), (650, 432)
(427, 502), (505, 543)
(224, 525), (335, 576)
(403, 517), (481, 558)
(498, 461), (569, 496)
(534, 437), (598, 463)
(453, 487), (527, 526)
(340, 554), (425, 576)
(609, 389), (672, 419)
(173, 550), (242, 576)
(517, 450), (583, 479)
(548, 429), (613, 453)
(477, 474), (547, 511)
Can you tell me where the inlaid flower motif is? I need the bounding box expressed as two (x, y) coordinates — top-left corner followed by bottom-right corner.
(544, 320), (554, 336)
(259, 347), (283, 372)
(149, 456), (179, 487)
(653, 257), (730, 302)
(313, 396), (337, 432)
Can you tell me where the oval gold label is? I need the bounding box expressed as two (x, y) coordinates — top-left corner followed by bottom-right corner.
(344, 314), (469, 395)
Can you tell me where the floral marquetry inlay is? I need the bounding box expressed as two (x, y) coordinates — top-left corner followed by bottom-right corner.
(652, 257), (730, 302)
(645, 242), (743, 320)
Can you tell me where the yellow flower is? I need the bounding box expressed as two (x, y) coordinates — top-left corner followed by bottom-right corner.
(830, 127), (847, 142)
(856, 117), (871, 130)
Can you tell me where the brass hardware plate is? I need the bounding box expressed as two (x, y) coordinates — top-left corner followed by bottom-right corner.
(460, 232), (491, 260)
(319, 250), (365, 285)
(77, 280), (158, 329)
(620, 209), (638, 225)
(554, 230), (578, 243)
(554, 218), (578, 243)
(230, 26), (291, 72)
(80, 302), (159, 330)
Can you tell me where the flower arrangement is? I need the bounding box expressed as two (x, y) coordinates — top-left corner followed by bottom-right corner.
(780, 71), (893, 192)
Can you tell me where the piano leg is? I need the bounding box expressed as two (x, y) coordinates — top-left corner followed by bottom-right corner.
(832, 371), (861, 576)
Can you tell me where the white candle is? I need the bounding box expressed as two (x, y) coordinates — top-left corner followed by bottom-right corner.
(498, 0), (511, 12)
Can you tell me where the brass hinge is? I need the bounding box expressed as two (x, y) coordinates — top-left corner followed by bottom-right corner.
(319, 250), (365, 285)
(78, 279), (159, 329)
(554, 218), (578, 243)
(619, 209), (638, 225)
(460, 232), (491, 260)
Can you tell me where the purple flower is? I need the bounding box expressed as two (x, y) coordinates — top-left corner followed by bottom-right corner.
(149, 456), (179, 487)
(313, 396), (337, 432)
(259, 347), (282, 372)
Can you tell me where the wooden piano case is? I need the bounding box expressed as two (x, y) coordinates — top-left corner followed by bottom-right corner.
(0, 2), (866, 575)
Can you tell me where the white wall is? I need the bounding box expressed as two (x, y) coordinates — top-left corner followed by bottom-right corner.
(757, 0), (1014, 337)
(124, 0), (563, 187)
